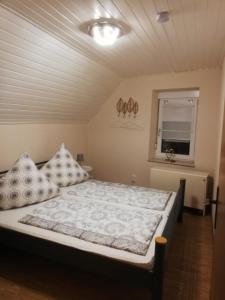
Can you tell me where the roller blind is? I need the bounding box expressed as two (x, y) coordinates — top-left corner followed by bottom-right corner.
(156, 90), (199, 160)
(160, 99), (196, 142)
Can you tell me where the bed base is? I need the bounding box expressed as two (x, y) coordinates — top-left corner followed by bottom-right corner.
(0, 179), (185, 300)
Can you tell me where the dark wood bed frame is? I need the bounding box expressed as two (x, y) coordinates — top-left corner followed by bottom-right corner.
(0, 162), (186, 300)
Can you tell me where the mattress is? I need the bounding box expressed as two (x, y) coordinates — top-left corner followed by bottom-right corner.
(0, 182), (176, 270)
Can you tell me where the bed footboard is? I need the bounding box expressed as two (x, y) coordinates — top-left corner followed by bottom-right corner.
(177, 178), (186, 223)
(152, 237), (167, 300)
(151, 178), (186, 300)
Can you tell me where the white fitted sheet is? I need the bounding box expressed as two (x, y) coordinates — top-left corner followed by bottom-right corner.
(0, 189), (176, 270)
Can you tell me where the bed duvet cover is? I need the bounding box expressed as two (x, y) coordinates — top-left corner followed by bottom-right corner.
(19, 180), (171, 255)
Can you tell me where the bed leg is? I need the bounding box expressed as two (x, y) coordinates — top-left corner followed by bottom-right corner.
(152, 236), (167, 300)
(177, 178), (186, 224)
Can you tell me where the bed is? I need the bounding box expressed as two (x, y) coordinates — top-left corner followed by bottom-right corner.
(0, 164), (185, 300)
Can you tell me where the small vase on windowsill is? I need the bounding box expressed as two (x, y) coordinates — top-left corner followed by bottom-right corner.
(165, 149), (176, 163)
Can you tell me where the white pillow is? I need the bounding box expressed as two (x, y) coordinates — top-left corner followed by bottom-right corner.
(0, 153), (60, 210)
(41, 144), (89, 187)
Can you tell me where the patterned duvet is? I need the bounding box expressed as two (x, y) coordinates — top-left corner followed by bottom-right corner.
(19, 180), (171, 255)
(62, 180), (172, 211)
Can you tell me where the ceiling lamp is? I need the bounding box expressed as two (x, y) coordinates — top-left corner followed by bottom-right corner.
(80, 18), (130, 46)
(156, 11), (170, 23)
(90, 22), (120, 46)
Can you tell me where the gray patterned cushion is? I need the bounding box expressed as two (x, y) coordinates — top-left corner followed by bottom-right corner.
(41, 144), (89, 187)
(0, 153), (60, 210)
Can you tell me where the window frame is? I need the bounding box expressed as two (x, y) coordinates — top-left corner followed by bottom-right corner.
(155, 96), (198, 162)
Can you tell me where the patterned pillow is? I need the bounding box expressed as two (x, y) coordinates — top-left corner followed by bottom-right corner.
(41, 144), (89, 187)
(0, 153), (60, 210)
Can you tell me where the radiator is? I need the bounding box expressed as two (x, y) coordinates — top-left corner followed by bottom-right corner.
(150, 167), (209, 214)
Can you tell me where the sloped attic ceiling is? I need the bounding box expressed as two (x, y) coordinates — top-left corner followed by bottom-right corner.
(0, 6), (120, 124)
(1, 1), (225, 124)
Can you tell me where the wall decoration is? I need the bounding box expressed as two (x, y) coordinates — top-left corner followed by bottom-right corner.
(116, 97), (139, 118)
(116, 98), (124, 116)
(127, 97), (134, 117)
(133, 101), (139, 118)
(111, 120), (144, 131)
(122, 102), (128, 117)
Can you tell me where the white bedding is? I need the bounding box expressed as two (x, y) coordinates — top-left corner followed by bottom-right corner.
(19, 196), (163, 255)
(62, 180), (172, 211)
(0, 183), (176, 270)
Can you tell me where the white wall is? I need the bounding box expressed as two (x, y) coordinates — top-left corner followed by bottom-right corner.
(0, 68), (222, 194)
(88, 69), (222, 187)
(0, 123), (87, 171)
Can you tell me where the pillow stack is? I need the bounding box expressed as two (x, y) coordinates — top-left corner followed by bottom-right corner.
(0, 144), (89, 210)
(0, 153), (59, 210)
(41, 144), (89, 187)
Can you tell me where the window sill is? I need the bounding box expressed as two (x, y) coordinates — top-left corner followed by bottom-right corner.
(149, 158), (195, 168)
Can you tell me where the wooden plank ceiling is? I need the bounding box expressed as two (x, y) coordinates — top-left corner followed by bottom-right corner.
(0, 5), (120, 124)
(1, 0), (225, 123)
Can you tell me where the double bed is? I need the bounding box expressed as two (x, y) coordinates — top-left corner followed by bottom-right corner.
(0, 166), (185, 300)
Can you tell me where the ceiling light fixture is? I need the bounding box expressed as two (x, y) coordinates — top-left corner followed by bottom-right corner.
(156, 11), (170, 23)
(80, 18), (130, 46)
(91, 21), (120, 46)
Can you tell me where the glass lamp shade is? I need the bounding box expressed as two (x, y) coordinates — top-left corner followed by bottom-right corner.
(91, 23), (120, 46)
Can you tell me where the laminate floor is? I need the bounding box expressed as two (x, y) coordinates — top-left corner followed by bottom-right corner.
(0, 213), (213, 300)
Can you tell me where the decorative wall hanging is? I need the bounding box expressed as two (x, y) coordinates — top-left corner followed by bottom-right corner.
(133, 101), (139, 118)
(122, 101), (128, 118)
(127, 97), (134, 117)
(116, 97), (139, 118)
(111, 120), (144, 131)
(116, 98), (124, 116)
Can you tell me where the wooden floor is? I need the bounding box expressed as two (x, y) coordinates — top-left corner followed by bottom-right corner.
(0, 213), (213, 300)
(164, 213), (213, 300)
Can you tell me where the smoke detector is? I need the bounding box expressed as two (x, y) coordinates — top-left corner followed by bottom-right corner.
(156, 11), (170, 23)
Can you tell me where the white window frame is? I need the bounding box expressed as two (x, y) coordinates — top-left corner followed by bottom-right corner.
(155, 94), (198, 162)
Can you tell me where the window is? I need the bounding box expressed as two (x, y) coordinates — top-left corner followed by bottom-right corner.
(155, 90), (199, 162)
